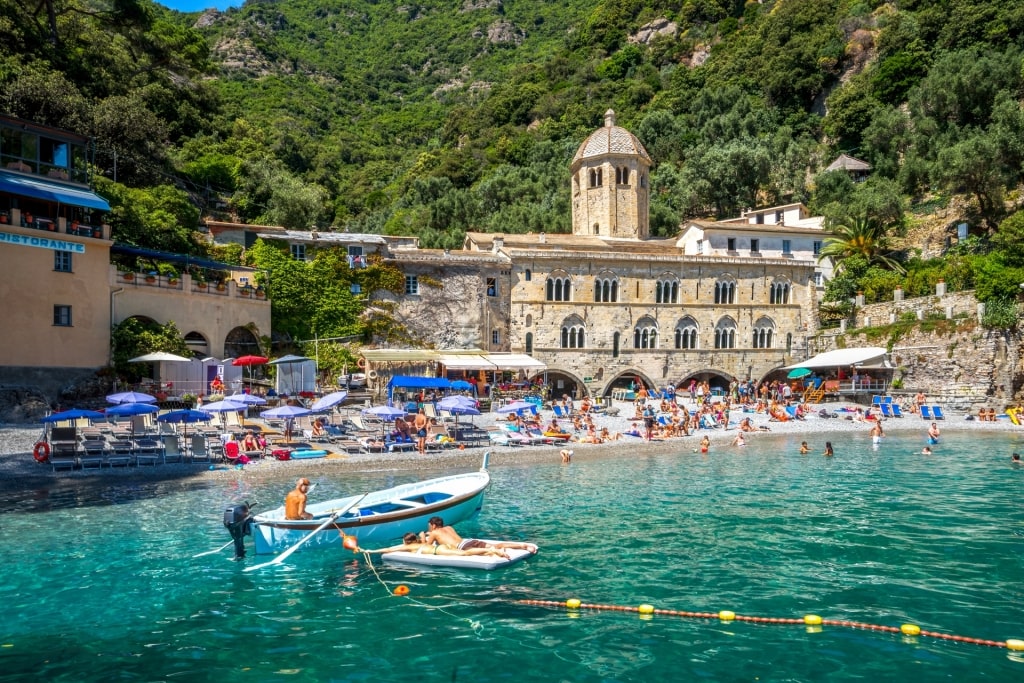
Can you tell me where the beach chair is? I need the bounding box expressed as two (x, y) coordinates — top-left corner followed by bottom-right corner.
(107, 440), (133, 467)
(552, 405), (566, 418)
(879, 403), (893, 418)
(79, 440), (107, 469)
(224, 441), (241, 464)
(49, 437), (79, 471)
(134, 438), (162, 466)
(162, 435), (184, 464)
(891, 404), (904, 418)
(871, 395), (882, 407)
(932, 405), (945, 420)
(336, 439), (367, 454)
(190, 435), (212, 463)
(919, 405), (933, 420)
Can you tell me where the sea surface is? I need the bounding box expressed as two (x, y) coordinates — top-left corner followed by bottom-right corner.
(1, 430), (1023, 682)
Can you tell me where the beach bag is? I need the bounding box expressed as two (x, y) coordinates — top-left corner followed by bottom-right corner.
(272, 449), (291, 461)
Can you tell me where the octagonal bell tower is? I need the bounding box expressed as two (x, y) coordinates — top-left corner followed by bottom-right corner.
(570, 109), (652, 240)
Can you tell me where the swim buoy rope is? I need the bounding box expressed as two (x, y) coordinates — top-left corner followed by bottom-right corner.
(33, 441), (50, 463)
(516, 599), (1021, 650)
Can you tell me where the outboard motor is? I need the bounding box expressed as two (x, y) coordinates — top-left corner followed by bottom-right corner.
(223, 503), (252, 560)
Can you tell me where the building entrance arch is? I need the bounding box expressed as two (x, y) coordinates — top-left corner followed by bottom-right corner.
(601, 369), (658, 398)
(544, 370), (586, 400)
(676, 369), (736, 394)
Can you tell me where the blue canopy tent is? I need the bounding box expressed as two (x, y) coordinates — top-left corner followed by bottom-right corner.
(386, 376), (451, 403)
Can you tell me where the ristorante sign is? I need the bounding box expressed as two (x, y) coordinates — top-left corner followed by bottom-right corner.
(0, 230), (85, 253)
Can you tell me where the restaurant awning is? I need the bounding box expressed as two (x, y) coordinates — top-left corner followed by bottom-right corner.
(437, 354), (495, 370)
(785, 347), (888, 370)
(0, 171), (111, 211)
(361, 349), (438, 362)
(485, 353), (547, 371)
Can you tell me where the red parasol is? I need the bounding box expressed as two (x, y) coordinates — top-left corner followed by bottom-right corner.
(232, 356), (269, 391)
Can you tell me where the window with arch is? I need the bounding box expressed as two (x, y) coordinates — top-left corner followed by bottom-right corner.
(656, 278), (679, 304)
(633, 317), (659, 349)
(714, 318), (736, 349)
(589, 168), (603, 187)
(524, 269), (531, 281)
(714, 280), (735, 304)
(674, 317), (699, 349)
(640, 174), (647, 188)
(594, 276), (619, 303)
(560, 317), (586, 349)
(615, 166), (629, 185)
(612, 331), (620, 358)
(752, 317), (775, 349)
(769, 281), (791, 305)
(525, 332), (533, 354)
(545, 275), (572, 302)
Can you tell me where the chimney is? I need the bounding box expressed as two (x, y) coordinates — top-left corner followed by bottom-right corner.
(492, 235), (504, 252)
(604, 109), (616, 128)
(538, 233), (546, 244)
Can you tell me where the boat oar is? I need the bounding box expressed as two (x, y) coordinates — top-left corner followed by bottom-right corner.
(244, 493), (367, 572)
(192, 539), (235, 559)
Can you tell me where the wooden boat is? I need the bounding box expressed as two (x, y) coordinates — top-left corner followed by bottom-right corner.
(248, 455), (491, 555)
(381, 540), (537, 570)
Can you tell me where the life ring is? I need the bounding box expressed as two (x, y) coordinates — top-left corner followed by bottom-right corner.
(367, 369), (378, 381)
(33, 441), (50, 463)
(356, 358), (366, 369)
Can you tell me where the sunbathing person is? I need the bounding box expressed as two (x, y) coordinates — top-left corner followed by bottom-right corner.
(357, 533), (509, 558)
(420, 517), (538, 553)
(738, 417), (756, 432)
(986, 407), (997, 422)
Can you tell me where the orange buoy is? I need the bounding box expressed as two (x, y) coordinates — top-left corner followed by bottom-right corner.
(394, 584), (410, 596)
(342, 535), (358, 551)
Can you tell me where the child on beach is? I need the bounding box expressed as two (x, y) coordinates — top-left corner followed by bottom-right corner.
(799, 441), (809, 454)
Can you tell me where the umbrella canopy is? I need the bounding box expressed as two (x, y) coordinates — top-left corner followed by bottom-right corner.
(438, 395), (477, 411)
(105, 402), (160, 417)
(450, 380), (473, 390)
(495, 400), (536, 415)
(41, 409), (105, 423)
(232, 355), (269, 366)
(268, 354), (311, 364)
(128, 351), (192, 363)
(157, 409), (212, 424)
(362, 404), (406, 420)
(226, 393), (267, 405)
(311, 391), (348, 412)
(261, 405), (313, 419)
(200, 399), (249, 413)
(787, 367), (813, 379)
(106, 391), (157, 405)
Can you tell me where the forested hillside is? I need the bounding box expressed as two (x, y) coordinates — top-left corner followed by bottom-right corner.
(4, 0), (1024, 342)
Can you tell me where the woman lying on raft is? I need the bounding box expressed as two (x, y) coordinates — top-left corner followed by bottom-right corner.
(357, 534), (510, 558)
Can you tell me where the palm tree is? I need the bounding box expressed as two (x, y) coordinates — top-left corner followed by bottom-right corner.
(819, 212), (905, 274)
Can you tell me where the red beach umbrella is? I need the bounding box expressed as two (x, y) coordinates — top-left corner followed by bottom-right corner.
(232, 356), (269, 391)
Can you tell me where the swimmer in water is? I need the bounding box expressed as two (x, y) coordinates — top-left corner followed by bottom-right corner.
(824, 442), (834, 457)
(927, 422), (941, 445)
(799, 441), (810, 454)
(921, 446), (932, 455)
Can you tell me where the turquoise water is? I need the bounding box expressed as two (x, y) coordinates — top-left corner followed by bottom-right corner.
(1, 430), (1023, 681)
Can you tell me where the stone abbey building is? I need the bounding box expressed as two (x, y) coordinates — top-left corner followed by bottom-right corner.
(379, 111), (824, 398)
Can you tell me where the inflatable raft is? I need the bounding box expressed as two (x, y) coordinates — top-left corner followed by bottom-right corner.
(289, 449), (329, 459)
(382, 541), (538, 570)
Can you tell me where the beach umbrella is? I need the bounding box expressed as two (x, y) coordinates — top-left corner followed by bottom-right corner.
(128, 351), (191, 363)
(311, 390), (348, 413)
(157, 409), (211, 441)
(232, 355), (269, 391)
(437, 396), (480, 434)
(105, 402), (159, 441)
(106, 390), (157, 405)
(200, 399), (249, 413)
(226, 393), (267, 405)
(363, 404), (407, 440)
(787, 367), (812, 379)
(495, 400), (535, 415)
(41, 409), (105, 423)
(261, 405), (313, 443)
(450, 380), (473, 391)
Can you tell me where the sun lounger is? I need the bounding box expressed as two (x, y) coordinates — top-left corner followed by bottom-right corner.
(336, 439), (367, 454)
(49, 440), (79, 471)
(190, 435), (212, 463)
(871, 395), (882, 406)
(107, 440), (133, 467)
(920, 405), (933, 420)
(79, 440), (107, 469)
(891, 404), (904, 418)
(134, 438), (162, 466)
(162, 435), (184, 464)
(879, 403), (893, 418)
(932, 405), (945, 420)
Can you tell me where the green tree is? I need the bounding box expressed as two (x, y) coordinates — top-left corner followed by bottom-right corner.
(820, 212), (905, 274)
(110, 317), (190, 382)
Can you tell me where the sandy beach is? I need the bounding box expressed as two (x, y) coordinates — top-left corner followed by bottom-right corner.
(0, 398), (1015, 491)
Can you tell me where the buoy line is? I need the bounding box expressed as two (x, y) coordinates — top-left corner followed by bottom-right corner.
(517, 599), (1024, 651)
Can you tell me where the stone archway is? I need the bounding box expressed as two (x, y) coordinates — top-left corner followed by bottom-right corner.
(224, 326), (262, 359)
(677, 369), (737, 394)
(544, 369), (587, 400)
(184, 331), (209, 358)
(600, 369), (659, 398)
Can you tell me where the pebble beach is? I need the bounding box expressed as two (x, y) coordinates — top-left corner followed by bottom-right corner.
(0, 399), (1017, 492)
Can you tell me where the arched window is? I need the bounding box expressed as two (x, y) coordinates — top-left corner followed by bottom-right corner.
(525, 332), (533, 354)
(546, 276), (572, 302)
(525, 314), (532, 328)
(589, 168), (603, 187)
(656, 278), (679, 304)
(524, 269), (531, 281)
(714, 318), (736, 349)
(633, 317), (659, 349)
(613, 331), (620, 358)
(674, 317), (698, 349)
(616, 166), (629, 185)
(714, 279), (735, 304)
(594, 276), (619, 303)
(752, 317), (775, 349)
(769, 281), (791, 305)
(640, 174), (647, 189)
(560, 317), (586, 349)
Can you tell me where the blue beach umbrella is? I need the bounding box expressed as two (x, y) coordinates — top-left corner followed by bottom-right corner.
(105, 402), (160, 417)
(157, 409), (212, 441)
(106, 391), (157, 405)
(199, 399), (248, 413)
(260, 405), (312, 419)
(226, 393), (267, 406)
(495, 400), (535, 415)
(450, 380), (473, 391)
(311, 391), (347, 413)
(41, 409), (105, 423)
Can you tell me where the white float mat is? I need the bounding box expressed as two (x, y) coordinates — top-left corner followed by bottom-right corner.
(381, 541), (537, 570)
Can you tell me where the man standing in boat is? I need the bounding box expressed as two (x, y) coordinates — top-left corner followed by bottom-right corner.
(284, 478), (314, 520)
(419, 516), (537, 553)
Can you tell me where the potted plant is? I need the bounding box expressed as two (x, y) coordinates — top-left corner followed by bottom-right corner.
(145, 272), (157, 284)
(168, 273), (179, 286)
(216, 280), (226, 292)
(121, 271), (135, 282)
(255, 285), (266, 298)
(92, 226), (102, 239)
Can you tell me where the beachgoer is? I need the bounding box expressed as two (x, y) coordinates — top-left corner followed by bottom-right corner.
(921, 446), (933, 455)
(242, 430), (261, 453)
(870, 421), (884, 445)
(699, 435), (710, 453)
(927, 422), (940, 445)
(732, 433), (746, 447)
(311, 419), (326, 439)
(738, 417), (755, 432)
(799, 441), (809, 454)
(560, 448), (573, 463)
(413, 408), (429, 455)
(986, 407), (997, 421)
(824, 442), (834, 457)
(1012, 453), (1021, 464)
(420, 516), (537, 553)
(357, 533), (509, 558)
(284, 478), (313, 520)
(915, 391), (926, 414)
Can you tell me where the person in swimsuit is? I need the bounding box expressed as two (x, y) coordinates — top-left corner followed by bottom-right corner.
(870, 421), (884, 445)
(824, 442), (834, 457)
(357, 533), (509, 558)
(284, 478), (313, 520)
(420, 516), (538, 553)
(927, 422), (940, 445)
(413, 408), (429, 454)
(799, 441), (810, 454)
(699, 435), (710, 453)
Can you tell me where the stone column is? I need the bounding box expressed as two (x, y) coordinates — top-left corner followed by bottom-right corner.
(936, 280), (947, 296)
(894, 288), (904, 302)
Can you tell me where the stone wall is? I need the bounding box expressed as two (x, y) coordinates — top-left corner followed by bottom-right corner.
(855, 288), (981, 329)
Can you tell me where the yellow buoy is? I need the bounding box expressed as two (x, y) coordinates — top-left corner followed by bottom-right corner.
(565, 598), (581, 609)
(719, 610), (736, 621)
(1006, 639), (1024, 651)
(803, 614), (822, 626)
(638, 604), (655, 615)
(900, 624), (921, 636)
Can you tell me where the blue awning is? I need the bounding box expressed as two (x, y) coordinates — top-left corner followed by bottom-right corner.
(0, 171), (111, 211)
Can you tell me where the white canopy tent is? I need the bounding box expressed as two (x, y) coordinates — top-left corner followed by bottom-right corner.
(785, 347), (889, 370)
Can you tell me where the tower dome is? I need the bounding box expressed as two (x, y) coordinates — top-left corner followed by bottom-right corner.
(572, 110), (651, 166)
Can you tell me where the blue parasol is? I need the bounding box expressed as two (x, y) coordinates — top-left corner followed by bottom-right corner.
(106, 391), (157, 405)
(41, 409), (105, 423)
(311, 391), (348, 412)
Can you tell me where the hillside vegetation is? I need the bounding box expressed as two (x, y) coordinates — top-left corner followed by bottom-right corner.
(4, 0), (1024, 352)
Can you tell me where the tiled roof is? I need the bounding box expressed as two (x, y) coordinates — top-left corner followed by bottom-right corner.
(572, 110), (651, 164)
